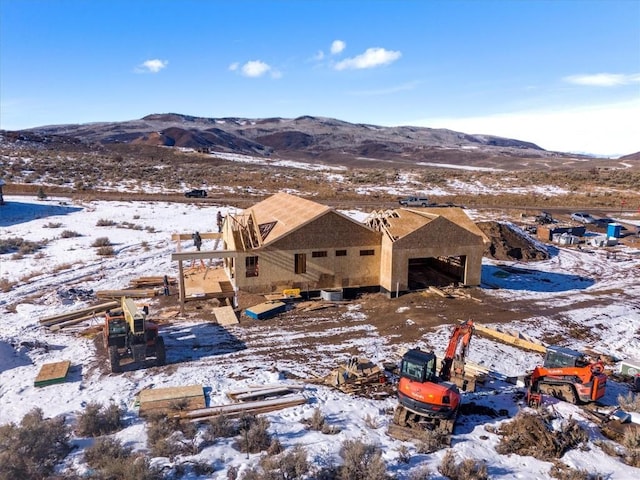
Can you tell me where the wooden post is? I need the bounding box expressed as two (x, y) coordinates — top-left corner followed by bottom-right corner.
(178, 259), (186, 314)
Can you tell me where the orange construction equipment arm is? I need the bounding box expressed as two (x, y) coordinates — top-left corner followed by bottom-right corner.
(440, 319), (474, 381)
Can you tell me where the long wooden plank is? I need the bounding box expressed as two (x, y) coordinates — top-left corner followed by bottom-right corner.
(39, 301), (119, 326)
(49, 313), (99, 332)
(96, 289), (158, 298)
(474, 324), (547, 353)
(182, 394), (306, 420)
(229, 387), (302, 402)
(34, 361), (71, 387)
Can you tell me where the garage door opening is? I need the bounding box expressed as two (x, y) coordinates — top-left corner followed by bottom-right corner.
(408, 255), (466, 289)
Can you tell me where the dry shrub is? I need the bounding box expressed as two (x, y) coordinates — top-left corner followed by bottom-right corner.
(302, 408), (341, 435)
(339, 438), (389, 480)
(44, 221), (63, 228)
(415, 428), (451, 454)
(549, 462), (605, 480)
(234, 415), (272, 454)
(60, 230), (81, 238)
(75, 401), (123, 437)
(0, 237), (45, 255)
(618, 392), (640, 412)
(97, 245), (115, 256)
(84, 437), (162, 480)
(204, 414), (238, 441)
(363, 413), (381, 429)
(96, 218), (117, 226)
(495, 411), (587, 461)
(91, 236), (111, 247)
(256, 445), (310, 480)
(408, 465), (433, 480)
(438, 450), (488, 480)
(0, 408), (71, 480)
(146, 413), (201, 459)
(0, 278), (15, 293)
(396, 444), (411, 464)
(622, 426), (640, 467)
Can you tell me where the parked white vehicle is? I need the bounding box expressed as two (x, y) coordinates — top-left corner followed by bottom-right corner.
(571, 212), (596, 224)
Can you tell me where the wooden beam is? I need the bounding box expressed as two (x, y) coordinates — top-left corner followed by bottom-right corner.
(171, 250), (239, 261)
(39, 301), (119, 327)
(474, 324), (547, 353)
(171, 233), (222, 241)
(178, 259), (185, 315)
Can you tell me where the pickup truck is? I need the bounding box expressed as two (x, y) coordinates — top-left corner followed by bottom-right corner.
(399, 196), (430, 207)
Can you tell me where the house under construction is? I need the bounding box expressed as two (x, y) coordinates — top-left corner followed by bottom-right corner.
(172, 192), (488, 304)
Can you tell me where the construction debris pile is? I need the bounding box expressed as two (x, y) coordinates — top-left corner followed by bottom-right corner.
(309, 357), (395, 398)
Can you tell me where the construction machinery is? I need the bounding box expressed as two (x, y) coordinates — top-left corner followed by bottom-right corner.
(389, 319), (474, 439)
(103, 297), (166, 373)
(526, 345), (607, 407)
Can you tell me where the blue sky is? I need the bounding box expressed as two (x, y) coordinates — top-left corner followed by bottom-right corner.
(1, 0), (639, 156)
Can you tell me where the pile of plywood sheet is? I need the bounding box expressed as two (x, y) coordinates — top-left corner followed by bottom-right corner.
(138, 385), (206, 416)
(34, 360), (71, 387)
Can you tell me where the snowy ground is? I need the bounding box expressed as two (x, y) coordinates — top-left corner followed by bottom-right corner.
(1, 195), (640, 479)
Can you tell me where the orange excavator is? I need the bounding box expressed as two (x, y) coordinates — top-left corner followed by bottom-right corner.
(389, 319), (474, 438)
(526, 346), (607, 407)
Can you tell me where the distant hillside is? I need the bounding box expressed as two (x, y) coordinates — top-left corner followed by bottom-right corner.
(4, 112), (631, 171)
(620, 151), (640, 161)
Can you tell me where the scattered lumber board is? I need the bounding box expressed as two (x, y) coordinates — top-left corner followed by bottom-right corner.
(49, 313), (100, 332)
(227, 385), (305, 402)
(212, 306), (239, 325)
(474, 324), (547, 353)
(39, 301), (118, 327)
(34, 360), (71, 387)
(181, 394), (307, 423)
(138, 385), (205, 416)
(428, 286), (452, 298)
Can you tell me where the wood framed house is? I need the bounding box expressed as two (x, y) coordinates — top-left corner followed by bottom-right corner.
(221, 193), (382, 294)
(172, 193), (488, 307)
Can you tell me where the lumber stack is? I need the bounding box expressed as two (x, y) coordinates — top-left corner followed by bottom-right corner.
(39, 301), (118, 331)
(96, 288), (159, 299)
(181, 394), (307, 423)
(226, 384), (305, 402)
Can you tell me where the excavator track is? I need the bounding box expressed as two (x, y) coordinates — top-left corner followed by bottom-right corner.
(387, 405), (455, 444)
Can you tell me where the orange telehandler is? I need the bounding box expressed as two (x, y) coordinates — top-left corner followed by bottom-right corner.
(389, 319), (474, 438)
(526, 345), (607, 407)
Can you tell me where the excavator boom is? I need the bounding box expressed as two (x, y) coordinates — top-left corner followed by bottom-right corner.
(439, 319), (474, 381)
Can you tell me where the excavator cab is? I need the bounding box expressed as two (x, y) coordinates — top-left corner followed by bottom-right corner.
(400, 349), (438, 384)
(544, 346), (589, 368)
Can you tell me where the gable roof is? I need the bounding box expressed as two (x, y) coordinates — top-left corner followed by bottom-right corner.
(245, 192), (332, 245)
(373, 207), (489, 245)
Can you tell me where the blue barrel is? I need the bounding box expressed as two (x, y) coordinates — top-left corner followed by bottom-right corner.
(607, 223), (622, 238)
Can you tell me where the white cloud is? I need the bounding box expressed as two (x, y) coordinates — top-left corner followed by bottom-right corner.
(334, 47), (401, 71)
(415, 99), (640, 156)
(233, 60), (281, 79)
(331, 40), (346, 55)
(135, 59), (168, 74)
(564, 73), (640, 87)
(313, 50), (325, 61)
